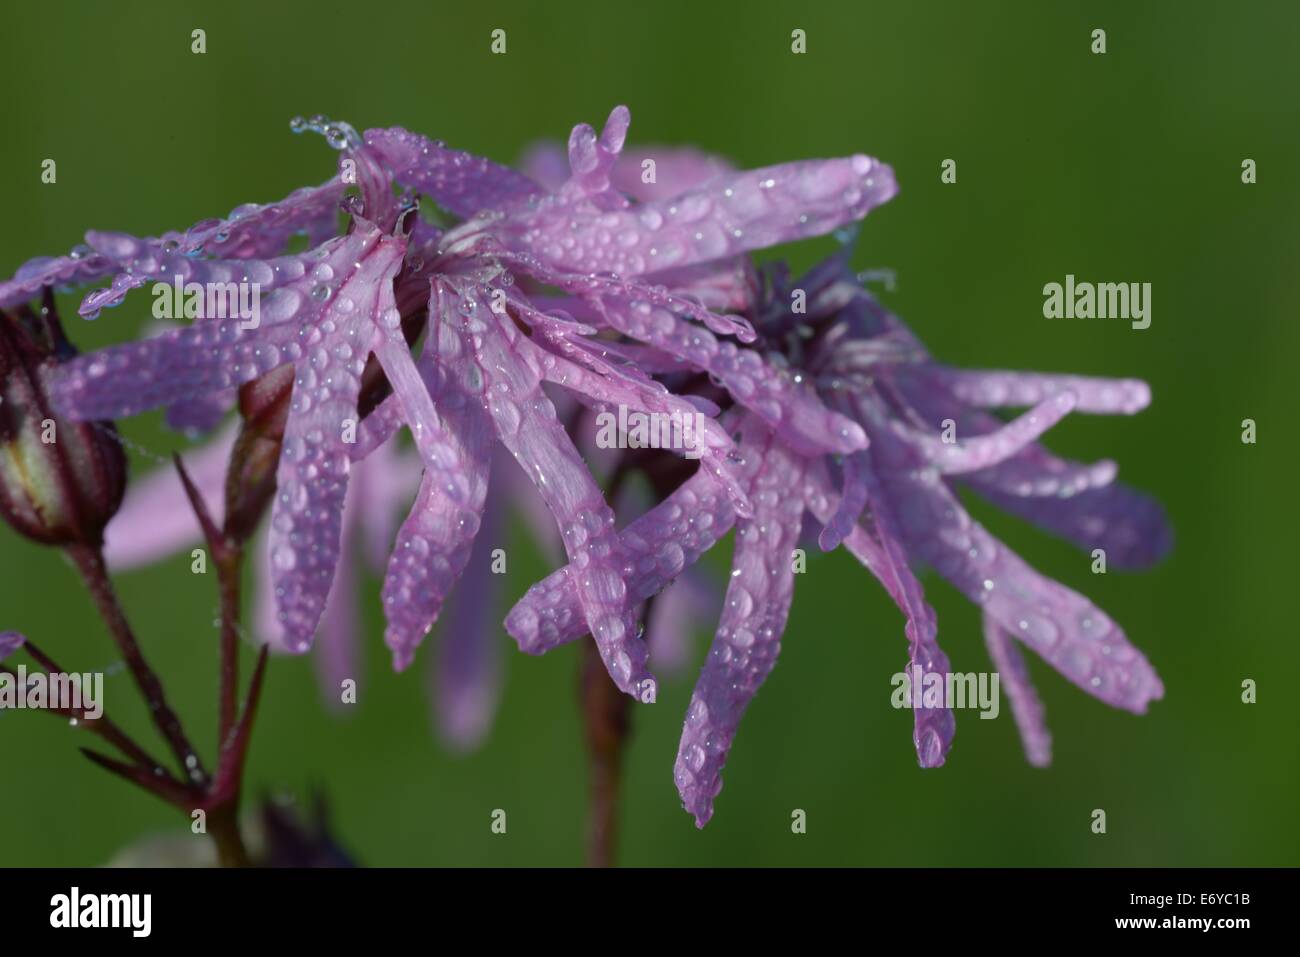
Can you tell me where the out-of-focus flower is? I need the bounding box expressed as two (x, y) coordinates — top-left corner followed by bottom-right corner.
(0, 294), (126, 548)
(105, 794), (355, 868)
(508, 247), (1170, 826)
(103, 422), (238, 567)
(0, 630), (24, 661)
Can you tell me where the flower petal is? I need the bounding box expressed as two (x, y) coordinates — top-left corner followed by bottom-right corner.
(638, 256), (759, 312)
(77, 234), (353, 319)
(534, 337), (749, 513)
(0, 631), (25, 661)
(368, 280), (496, 669)
(505, 469), (737, 654)
(49, 319), (296, 421)
(382, 461), (490, 670)
(496, 248), (754, 341)
(817, 451), (868, 551)
(52, 229), (391, 421)
(562, 106), (631, 200)
(432, 484), (506, 752)
(982, 613), (1052, 767)
(460, 280), (653, 697)
(674, 426), (805, 826)
(164, 392), (234, 435)
(935, 369), (1151, 415)
(104, 422), (237, 569)
(504, 154), (897, 277)
(877, 464), (1164, 714)
(611, 147), (733, 203)
(268, 389), (358, 650)
(862, 389), (1079, 475)
(806, 460), (955, 768)
(894, 371), (1171, 566)
(975, 482), (1172, 570)
(0, 178), (343, 311)
(267, 234), (404, 650)
(364, 127), (542, 219)
(594, 296), (868, 456)
(0, 251), (118, 311)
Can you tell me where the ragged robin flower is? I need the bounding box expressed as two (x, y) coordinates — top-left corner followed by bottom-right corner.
(4, 107), (893, 705)
(507, 244), (1170, 826)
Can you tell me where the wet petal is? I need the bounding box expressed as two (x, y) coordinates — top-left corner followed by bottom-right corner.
(505, 154), (897, 277)
(267, 234), (404, 649)
(935, 369), (1151, 415)
(975, 481), (1172, 570)
(862, 389), (1079, 475)
(0, 178), (344, 311)
(49, 318), (297, 422)
(535, 340), (749, 513)
(562, 106), (631, 199)
(364, 127), (542, 219)
(877, 465), (1164, 714)
(818, 451), (868, 551)
(806, 460), (955, 768)
(611, 146), (733, 203)
(506, 469), (737, 653)
(675, 427), (806, 826)
(982, 613), (1052, 767)
(0, 251), (118, 311)
(894, 371), (1170, 565)
(459, 280), (653, 698)
(594, 296), (867, 456)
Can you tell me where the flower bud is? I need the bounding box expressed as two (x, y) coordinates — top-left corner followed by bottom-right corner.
(0, 292), (127, 547)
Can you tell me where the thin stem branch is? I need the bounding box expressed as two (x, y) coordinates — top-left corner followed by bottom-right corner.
(66, 542), (207, 786)
(7, 640), (176, 777)
(80, 747), (200, 809)
(171, 453), (244, 746)
(174, 451), (262, 867)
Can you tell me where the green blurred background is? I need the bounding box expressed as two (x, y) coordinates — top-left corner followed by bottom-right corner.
(1, 0), (1297, 866)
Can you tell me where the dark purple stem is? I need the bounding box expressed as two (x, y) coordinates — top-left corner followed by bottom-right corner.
(66, 542), (207, 786)
(579, 635), (632, 868)
(215, 549), (242, 746)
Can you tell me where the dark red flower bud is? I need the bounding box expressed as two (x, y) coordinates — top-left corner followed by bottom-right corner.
(0, 291), (127, 547)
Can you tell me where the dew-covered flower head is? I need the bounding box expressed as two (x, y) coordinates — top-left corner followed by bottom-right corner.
(0, 107), (1169, 832)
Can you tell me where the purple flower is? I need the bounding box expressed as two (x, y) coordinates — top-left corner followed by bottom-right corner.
(18, 107), (891, 705)
(507, 247), (1169, 826)
(0, 104), (1165, 833)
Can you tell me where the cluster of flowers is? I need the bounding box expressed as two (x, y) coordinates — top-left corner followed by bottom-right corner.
(0, 108), (1168, 826)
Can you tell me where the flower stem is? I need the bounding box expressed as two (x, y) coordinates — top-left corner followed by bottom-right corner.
(208, 802), (251, 868)
(579, 637), (632, 868)
(65, 542), (207, 785)
(216, 547), (243, 745)
(10, 639), (172, 776)
(173, 451), (265, 867)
